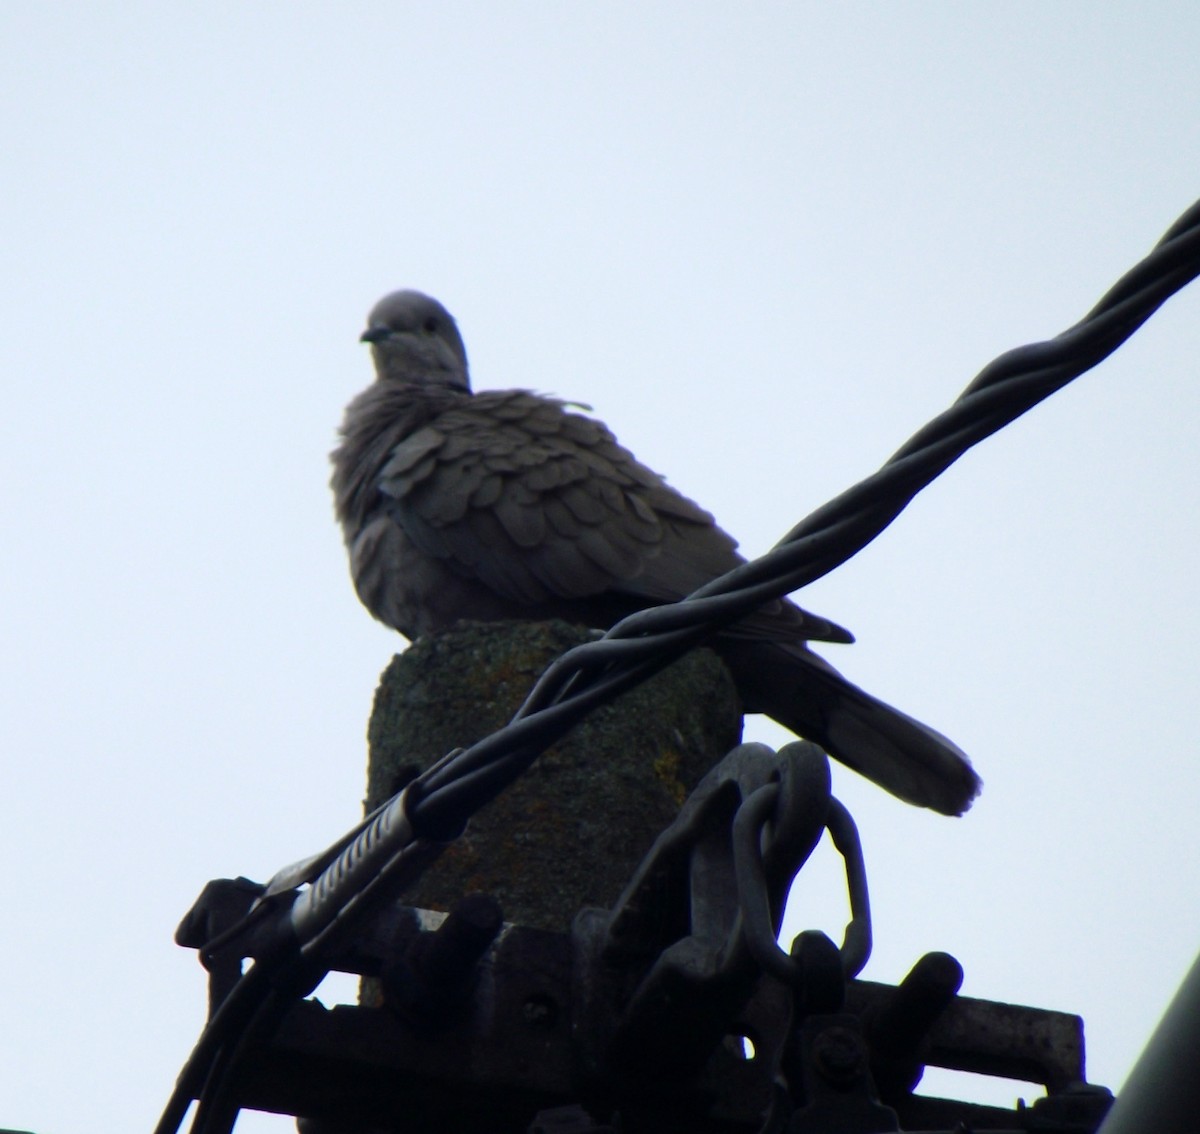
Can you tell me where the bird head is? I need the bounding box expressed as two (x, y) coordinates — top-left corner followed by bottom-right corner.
(360, 289), (471, 391)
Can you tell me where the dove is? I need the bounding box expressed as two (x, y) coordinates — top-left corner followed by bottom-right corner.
(332, 290), (981, 815)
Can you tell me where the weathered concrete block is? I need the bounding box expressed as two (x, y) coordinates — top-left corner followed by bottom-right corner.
(365, 619), (742, 931)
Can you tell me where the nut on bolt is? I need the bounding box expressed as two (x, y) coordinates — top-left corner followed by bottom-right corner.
(812, 1025), (867, 1087)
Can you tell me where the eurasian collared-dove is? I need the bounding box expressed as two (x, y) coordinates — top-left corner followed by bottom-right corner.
(332, 290), (981, 815)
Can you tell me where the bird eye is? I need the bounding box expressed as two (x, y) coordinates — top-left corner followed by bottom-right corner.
(422, 317), (439, 333)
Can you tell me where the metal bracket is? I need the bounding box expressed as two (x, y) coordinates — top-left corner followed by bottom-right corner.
(171, 738), (1113, 1132)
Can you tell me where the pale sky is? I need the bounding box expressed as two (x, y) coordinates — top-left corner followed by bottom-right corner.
(2, 5), (1199, 1131)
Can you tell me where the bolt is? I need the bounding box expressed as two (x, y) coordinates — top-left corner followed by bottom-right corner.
(812, 1025), (865, 1087)
(523, 993), (558, 1029)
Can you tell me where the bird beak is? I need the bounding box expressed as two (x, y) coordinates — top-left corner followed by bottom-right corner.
(360, 325), (390, 344)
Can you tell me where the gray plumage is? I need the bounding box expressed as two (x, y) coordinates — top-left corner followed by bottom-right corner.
(332, 290), (981, 815)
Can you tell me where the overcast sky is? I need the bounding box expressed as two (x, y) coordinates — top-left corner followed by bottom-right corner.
(3, 5), (1199, 1131)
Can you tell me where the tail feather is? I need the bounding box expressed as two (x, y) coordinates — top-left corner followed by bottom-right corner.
(717, 640), (981, 816)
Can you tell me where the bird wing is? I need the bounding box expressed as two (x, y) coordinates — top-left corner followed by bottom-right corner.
(376, 389), (851, 644)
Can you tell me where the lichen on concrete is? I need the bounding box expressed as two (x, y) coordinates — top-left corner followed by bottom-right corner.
(364, 619), (743, 932)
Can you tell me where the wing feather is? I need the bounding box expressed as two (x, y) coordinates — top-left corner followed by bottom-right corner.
(370, 387), (849, 641)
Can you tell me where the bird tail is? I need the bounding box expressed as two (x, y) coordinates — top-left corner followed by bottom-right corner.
(717, 641), (981, 816)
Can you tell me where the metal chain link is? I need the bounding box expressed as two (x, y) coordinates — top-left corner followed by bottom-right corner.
(732, 782), (873, 985)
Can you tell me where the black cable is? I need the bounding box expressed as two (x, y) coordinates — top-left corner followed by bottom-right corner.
(188, 985), (296, 1134)
(152, 962), (276, 1134)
